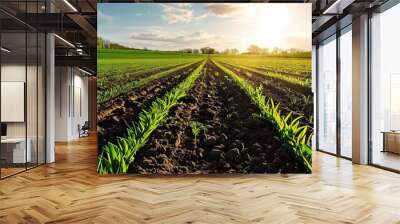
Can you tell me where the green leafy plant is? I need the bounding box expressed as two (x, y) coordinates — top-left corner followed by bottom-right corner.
(290, 97), (300, 106)
(263, 80), (271, 86)
(98, 62), (198, 103)
(211, 54), (311, 80)
(213, 60), (312, 173)
(221, 61), (311, 88)
(190, 121), (209, 144)
(97, 60), (207, 174)
(303, 94), (312, 105)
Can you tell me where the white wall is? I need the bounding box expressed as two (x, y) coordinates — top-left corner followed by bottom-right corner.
(72, 73), (89, 137)
(55, 66), (70, 141)
(1, 63), (46, 164)
(54, 67), (89, 141)
(1, 65), (26, 138)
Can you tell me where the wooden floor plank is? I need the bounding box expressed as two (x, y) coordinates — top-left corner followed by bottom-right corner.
(0, 135), (399, 223)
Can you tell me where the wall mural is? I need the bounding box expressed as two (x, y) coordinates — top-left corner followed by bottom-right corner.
(97, 3), (313, 174)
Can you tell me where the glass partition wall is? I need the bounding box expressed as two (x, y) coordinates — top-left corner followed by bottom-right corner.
(370, 3), (400, 171)
(316, 26), (352, 159)
(339, 26), (352, 159)
(0, 2), (46, 179)
(317, 35), (337, 155)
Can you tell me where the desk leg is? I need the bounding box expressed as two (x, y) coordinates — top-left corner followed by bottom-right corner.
(382, 133), (386, 153)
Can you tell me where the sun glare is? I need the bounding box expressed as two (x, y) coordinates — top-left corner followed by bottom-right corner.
(243, 5), (291, 50)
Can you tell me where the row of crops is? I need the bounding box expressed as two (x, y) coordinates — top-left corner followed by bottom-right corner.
(212, 54), (311, 78)
(98, 49), (206, 89)
(97, 50), (313, 174)
(97, 62), (200, 103)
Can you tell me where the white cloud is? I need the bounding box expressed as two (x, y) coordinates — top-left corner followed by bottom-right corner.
(204, 3), (255, 20)
(130, 31), (215, 44)
(161, 4), (207, 24)
(128, 29), (238, 51)
(175, 3), (192, 8)
(161, 4), (194, 24)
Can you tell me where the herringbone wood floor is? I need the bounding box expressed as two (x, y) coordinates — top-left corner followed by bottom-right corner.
(1, 135), (400, 224)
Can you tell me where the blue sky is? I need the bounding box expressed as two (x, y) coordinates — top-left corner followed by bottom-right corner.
(98, 3), (311, 52)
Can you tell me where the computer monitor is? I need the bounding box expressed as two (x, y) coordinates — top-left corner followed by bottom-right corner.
(1, 123), (7, 137)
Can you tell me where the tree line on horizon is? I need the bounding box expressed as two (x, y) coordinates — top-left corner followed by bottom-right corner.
(98, 37), (311, 57)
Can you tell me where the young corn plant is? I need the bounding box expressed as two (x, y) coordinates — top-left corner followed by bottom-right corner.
(221, 62), (311, 88)
(97, 60), (207, 174)
(213, 60), (312, 173)
(97, 62), (197, 104)
(302, 94), (312, 105)
(190, 121), (209, 146)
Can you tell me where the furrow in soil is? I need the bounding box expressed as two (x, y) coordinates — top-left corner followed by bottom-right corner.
(220, 62), (313, 127)
(97, 62), (202, 149)
(130, 60), (306, 174)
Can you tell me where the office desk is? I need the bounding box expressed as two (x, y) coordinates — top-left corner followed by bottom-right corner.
(382, 131), (400, 154)
(1, 138), (31, 163)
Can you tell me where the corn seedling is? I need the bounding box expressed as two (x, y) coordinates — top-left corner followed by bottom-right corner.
(97, 61), (198, 104)
(302, 95), (312, 105)
(213, 60), (312, 173)
(190, 121), (209, 145)
(98, 60), (206, 174)
(220, 61), (311, 88)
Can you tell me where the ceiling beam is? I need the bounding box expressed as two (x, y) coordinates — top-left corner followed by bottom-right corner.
(55, 55), (96, 73)
(323, 0), (356, 14)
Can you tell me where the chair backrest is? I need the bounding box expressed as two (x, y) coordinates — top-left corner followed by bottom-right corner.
(82, 121), (90, 129)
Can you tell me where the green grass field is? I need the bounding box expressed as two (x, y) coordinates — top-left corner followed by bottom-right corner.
(212, 54), (311, 77)
(97, 49), (313, 174)
(98, 49), (206, 81)
(97, 49), (312, 103)
(97, 49), (206, 103)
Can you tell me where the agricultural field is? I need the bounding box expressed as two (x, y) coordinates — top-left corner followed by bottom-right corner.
(213, 55), (313, 127)
(97, 2), (312, 175)
(97, 49), (312, 175)
(212, 54), (311, 78)
(97, 49), (206, 103)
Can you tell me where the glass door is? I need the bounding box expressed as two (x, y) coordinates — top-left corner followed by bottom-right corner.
(1, 30), (28, 178)
(0, 1), (47, 179)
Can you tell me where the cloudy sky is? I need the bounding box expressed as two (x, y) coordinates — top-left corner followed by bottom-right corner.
(98, 3), (311, 52)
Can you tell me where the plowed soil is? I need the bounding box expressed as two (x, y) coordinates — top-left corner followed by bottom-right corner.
(97, 62), (201, 150)
(130, 60), (307, 174)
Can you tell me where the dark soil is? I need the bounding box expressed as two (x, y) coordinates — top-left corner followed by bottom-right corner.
(130, 60), (307, 174)
(97, 62), (201, 151)
(221, 62), (313, 127)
